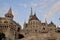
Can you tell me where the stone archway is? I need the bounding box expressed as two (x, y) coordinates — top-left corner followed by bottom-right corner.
(18, 34), (24, 39)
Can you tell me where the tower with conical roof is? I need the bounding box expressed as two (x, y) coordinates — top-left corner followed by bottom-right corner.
(5, 8), (14, 19)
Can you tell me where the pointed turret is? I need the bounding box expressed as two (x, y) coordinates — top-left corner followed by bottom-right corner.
(34, 12), (36, 16)
(45, 18), (47, 24)
(29, 7), (33, 18)
(5, 8), (14, 19)
(23, 19), (28, 29)
(48, 21), (56, 27)
(30, 7), (33, 16)
(29, 7), (33, 21)
(50, 21), (54, 25)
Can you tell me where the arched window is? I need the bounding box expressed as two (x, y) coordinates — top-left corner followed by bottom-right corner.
(17, 27), (20, 32)
(4, 21), (8, 23)
(43, 27), (45, 30)
(35, 29), (37, 32)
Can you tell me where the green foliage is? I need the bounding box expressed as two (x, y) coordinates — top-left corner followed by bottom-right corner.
(0, 33), (5, 40)
(57, 30), (60, 33)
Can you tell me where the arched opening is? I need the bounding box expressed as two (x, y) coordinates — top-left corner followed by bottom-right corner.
(18, 34), (24, 39)
(57, 30), (60, 33)
(43, 27), (45, 30)
(35, 29), (37, 32)
(17, 27), (20, 32)
(0, 33), (6, 40)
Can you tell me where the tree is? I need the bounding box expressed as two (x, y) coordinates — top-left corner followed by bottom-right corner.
(0, 33), (5, 40)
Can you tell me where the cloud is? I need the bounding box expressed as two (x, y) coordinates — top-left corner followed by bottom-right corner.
(19, 3), (27, 8)
(31, 2), (38, 8)
(19, 2), (38, 9)
(59, 25), (60, 27)
(44, 1), (60, 18)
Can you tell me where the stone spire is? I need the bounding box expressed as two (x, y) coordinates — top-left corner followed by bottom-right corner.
(30, 7), (33, 16)
(24, 19), (26, 24)
(29, 7), (33, 20)
(8, 8), (12, 14)
(45, 18), (47, 24)
(5, 8), (14, 19)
